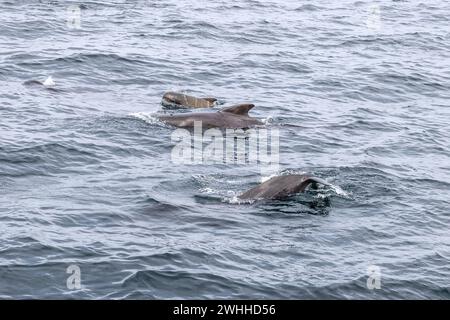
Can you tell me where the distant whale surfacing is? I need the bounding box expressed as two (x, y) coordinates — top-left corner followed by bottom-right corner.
(23, 76), (59, 92)
(162, 91), (217, 109)
(156, 103), (263, 129)
(23, 76), (55, 87)
(238, 174), (331, 200)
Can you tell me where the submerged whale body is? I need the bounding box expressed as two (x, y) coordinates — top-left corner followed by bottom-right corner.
(156, 103), (263, 129)
(239, 174), (330, 200)
(162, 91), (217, 109)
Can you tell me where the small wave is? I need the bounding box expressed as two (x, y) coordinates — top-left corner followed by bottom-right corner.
(121, 269), (240, 299)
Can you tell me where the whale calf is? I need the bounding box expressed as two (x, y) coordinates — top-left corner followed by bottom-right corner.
(162, 91), (217, 109)
(156, 103), (263, 129)
(239, 174), (330, 200)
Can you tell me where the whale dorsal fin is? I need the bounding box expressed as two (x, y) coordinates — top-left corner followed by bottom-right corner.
(221, 104), (255, 116)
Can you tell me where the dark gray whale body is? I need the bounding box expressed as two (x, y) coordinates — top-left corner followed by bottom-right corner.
(157, 104), (263, 129)
(239, 174), (330, 200)
(162, 91), (217, 109)
(23, 79), (61, 92)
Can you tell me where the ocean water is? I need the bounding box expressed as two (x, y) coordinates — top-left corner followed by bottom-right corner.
(0, 0), (449, 299)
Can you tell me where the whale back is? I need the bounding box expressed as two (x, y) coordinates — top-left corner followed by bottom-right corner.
(157, 103), (262, 129)
(220, 104), (255, 116)
(239, 174), (328, 200)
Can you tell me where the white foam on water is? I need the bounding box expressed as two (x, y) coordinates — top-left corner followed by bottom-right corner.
(199, 187), (215, 194)
(261, 115), (274, 125)
(329, 184), (350, 197)
(129, 112), (162, 125)
(43, 76), (55, 86)
(228, 194), (255, 205)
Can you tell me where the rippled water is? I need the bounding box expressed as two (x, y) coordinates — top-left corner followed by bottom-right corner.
(1, 0), (449, 299)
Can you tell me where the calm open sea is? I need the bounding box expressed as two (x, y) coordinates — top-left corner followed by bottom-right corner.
(0, 0), (449, 299)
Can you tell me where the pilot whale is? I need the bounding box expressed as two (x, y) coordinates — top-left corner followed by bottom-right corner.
(162, 91), (217, 109)
(239, 174), (330, 200)
(156, 103), (263, 129)
(23, 76), (60, 91)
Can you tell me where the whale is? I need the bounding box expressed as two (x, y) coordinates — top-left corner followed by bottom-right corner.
(23, 76), (60, 92)
(162, 91), (217, 109)
(156, 103), (263, 129)
(238, 174), (331, 200)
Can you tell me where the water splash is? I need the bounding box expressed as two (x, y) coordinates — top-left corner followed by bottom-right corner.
(129, 112), (164, 126)
(43, 76), (55, 86)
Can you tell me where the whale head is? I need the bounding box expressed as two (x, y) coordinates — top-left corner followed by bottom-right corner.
(162, 91), (217, 108)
